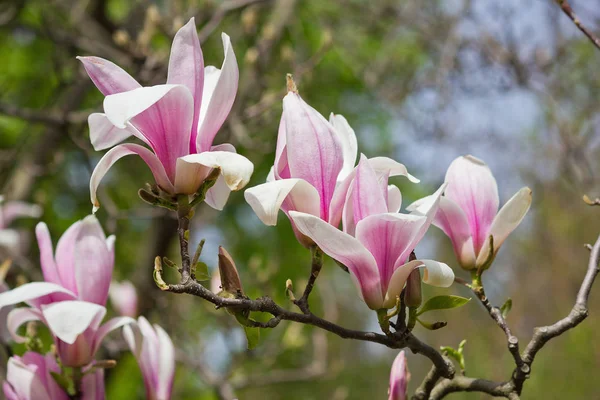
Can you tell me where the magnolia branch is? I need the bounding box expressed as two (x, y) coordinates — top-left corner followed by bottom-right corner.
(556, 0), (600, 51)
(155, 208), (455, 381)
(414, 232), (600, 399)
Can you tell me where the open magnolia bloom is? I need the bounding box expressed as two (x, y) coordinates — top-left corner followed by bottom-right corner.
(409, 155), (532, 270)
(3, 352), (104, 400)
(109, 280), (138, 318)
(388, 351), (410, 400)
(124, 317), (175, 400)
(78, 18), (253, 212)
(244, 88), (417, 246)
(7, 301), (133, 368)
(0, 215), (115, 310)
(289, 156), (454, 310)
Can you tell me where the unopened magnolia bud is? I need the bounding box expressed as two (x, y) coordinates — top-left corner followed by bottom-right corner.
(218, 246), (244, 295)
(404, 269), (422, 308)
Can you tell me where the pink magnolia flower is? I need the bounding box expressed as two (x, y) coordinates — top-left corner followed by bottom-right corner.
(124, 317), (175, 400)
(3, 352), (104, 400)
(388, 351), (410, 400)
(244, 89), (417, 246)
(108, 280), (138, 318)
(289, 156), (453, 310)
(0, 196), (42, 252)
(7, 300), (133, 368)
(0, 215), (115, 310)
(413, 155), (532, 270)
(78, 18), (253, 212)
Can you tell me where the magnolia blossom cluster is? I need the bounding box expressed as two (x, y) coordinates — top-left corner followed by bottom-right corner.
(0, 16), (534, 399)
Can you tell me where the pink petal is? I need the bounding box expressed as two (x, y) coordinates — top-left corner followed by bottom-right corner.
(384, 259), (454, 309)
(92, 316), (135, 355)
(274, 116), (290, 179)
(0, 201), (41, 228)
(88, 113), (148, 151)
(7, 307), (43, 343)
(353, 154), (388, 225)
(155, 324), (175, 399)
(103, 84), (194, 180)
(367, 157), (419, 184)
(404, 184), (446, 256)
(167, 17), (204, 153)
(196, 33), (239, 152)
(476, 187), (532, 267)
(175, 151), (253, 194)
(108, 281), (138, 318)
(90, 143), (175, 212)
(289, 211), (383, 309)
(74, 235), (113, 306)
(329, 113), (358, 182)
(245, 179), (320, 226)
(389, 351), (410, 400)
(77, 56), (141, 96)
(81, 369), (105, 400)
(283, 92), (343, 221)
(35, 223), (60, 286)
(444, 155), (499, 254)
(54, 220), (82, 293)
(355, 213), (427, 295)
(5, 356), (53, 400)
(434, 196), (476, 269)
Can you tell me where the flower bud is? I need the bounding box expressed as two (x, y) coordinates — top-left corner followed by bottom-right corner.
(404, 269), (422, 308)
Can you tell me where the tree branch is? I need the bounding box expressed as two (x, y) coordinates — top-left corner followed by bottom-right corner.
(556, 0), (600, 51)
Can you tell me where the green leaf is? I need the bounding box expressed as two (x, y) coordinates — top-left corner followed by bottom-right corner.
(500, 298), (512, 319)
(416, 318), (447, 330)
(195, 262), (211, 281)
(244, 326), (260, 350)
(441, 339), (467, 372)
(417, 295), (471, 316)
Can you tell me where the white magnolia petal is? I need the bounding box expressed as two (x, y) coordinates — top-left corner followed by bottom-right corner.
(42, 301), (106, 344)
(368, 157), (420, 183)
(90, 143), (175, 212)
(387, 185), (402, 213)
(175, 151), (253, 194)
(329, 113), (358, 182)
(103, 84), (191, 129)
(88, 113), (141, 151)
(476, 187), (532, 266)
(196, 33), (239, 152)
(0, 282), (75, 311)
(155, 324), (175, 398)
(383, 259), (454, 308)
(244, 179), (320, 226)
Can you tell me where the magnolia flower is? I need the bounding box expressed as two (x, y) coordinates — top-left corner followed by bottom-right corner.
(7, 300), (133, 367)
(0, 215), (115, 310)
(413, 155), (532, 270)
(245, 85), (417, 246)
(0, 196), (42, 252)
(3, 352), (69, 400)
(78, 18), (253, 212)
(3, 352), (105, 400)
(0, 282), (11, 343)
(124, 317), (175, 400)
(289, 156), (454, 310)
(109, 280), (138, 317)
(388, 351), (410, 400)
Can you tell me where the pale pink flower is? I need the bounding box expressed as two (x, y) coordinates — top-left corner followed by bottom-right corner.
(410, 155), (532, 270)
(388, 351), (410, 400)
(124, 317), (175, 400)
(108, 280), (138, 318)
(0, 196), (41, 252)
(78, 18), (253, 212)
(289, 156), (453, 310)
(244, 91), (417, 246)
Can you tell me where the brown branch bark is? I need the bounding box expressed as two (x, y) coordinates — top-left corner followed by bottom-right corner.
(556, 0), (600, 51)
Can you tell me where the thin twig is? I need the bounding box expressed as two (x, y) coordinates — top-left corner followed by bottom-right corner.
(293, 247), (323, 314)
(556, 0), (600, 51)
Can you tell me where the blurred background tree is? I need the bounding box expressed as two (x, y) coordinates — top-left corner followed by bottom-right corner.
(0, 0), (598, 398)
